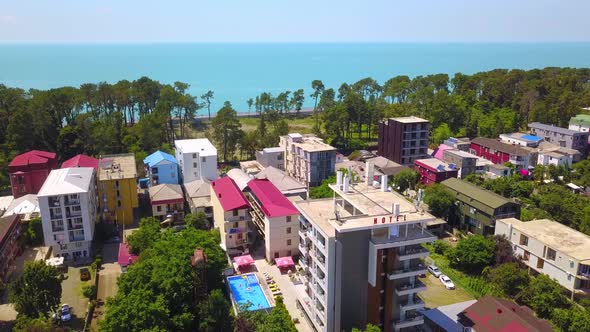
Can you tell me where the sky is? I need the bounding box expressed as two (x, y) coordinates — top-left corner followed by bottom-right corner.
(1, 0), (589, 43)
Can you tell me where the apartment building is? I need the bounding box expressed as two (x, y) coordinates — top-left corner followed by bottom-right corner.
(279, 133), (336, 187)
(97, 154), (138, 225)
(569, 114), (590, 143)
(470, 137), (533, 170)
(499, 132), (543, 147)
(528, 122), (589, 158)
(294, 171), (437, 332)
(211, 177), (251, 256)
(38, 167), (97, 260)
(143, 150), (179, 186)
(9, 150), (58, 198)
(255, 147), (284, 170)
(495, 218), (590, 297)
(443, 137), (471, 151)
(148, 184), (184, 223)
(442, 149), (478, 178)
(378, 116), (430, 166)
(183, 179), (212, 223)
(174, 139), (218, 183)
(413, 159), (458, 185)
(441, 178), (520, 235)
(0, 214), (23, 282)
(246, 179), (300, 262)
(537, 150), (573, 167)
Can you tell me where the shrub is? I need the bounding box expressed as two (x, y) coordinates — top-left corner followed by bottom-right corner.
(432, 240), (451, 255)
(82, 284), (97, 299)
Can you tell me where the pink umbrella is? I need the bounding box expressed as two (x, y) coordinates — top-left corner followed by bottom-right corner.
(233, 254), (254, 267)
(275, 256), (295, 268)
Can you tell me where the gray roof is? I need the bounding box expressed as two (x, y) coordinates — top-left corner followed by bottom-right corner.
(148, 184), (184, 202)
(226, 168), (252, 191)
(183, 179), (210, 198)
(366, 156), (407, 176)
(255, 166), (307, 195)
(421, 300), (477, 332)
(528, 122), (583, 136)
(441, 178), (517, 214)
(471, 137), (530, 157)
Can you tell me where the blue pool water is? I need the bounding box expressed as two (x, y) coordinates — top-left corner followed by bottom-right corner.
(227, 274), (271, 311)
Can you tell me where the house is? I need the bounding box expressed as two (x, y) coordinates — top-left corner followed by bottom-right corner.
(174, 139), (218, 183)
(143, 150), (179, 186)
(569, 114), (590, 142)
(499, 132), (543, 147)
(470, 137), (533, 170)
(148, 184), (184, 224)
(255, 147), (284, 170)
(441, 178), (520, 235)
(529, 122), (588, 159)
(422, 299), (478, 332)
(38, 167), (97, 260)
(183, 179), (212, 223)
(486, 164), (511, 179)
(2, 194), (40, 221)
(0, 196), (13, 217)
(0, 214), (23, 282)
(279, 133), (336, 187)
(443, 137), (471, 151)
(210, 177), (251, 256)
(246, 179), (300, 262)
(117, 242), (138, 273)
(414, 159), (459, 185)
(254, 166), (308, 199)
(365, 156), (407, 177)
(97, 154), (138, 225)
(9, 150), (58, 198)
(441, 149), (478, 179)
(61, 154), (99, 169)
(537, 150), (573, 167)
(495, 218), (590, 297)
(378, 116), (430, 166)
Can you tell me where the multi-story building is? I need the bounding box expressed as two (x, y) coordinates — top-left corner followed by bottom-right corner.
(210, 177), (251, 256)
(183, 179), (213, 223)
(148, 184), (184, 223)
(143, 150), (179, 186)
(441, 178), (520, 235)
(61, 154), (99, 169)
(499, 132), (542, 147)
(280, 133), (336, 187)
(442, 149), (478, 179)
(378, 116), (430, 166)
(174, 139), (218, 183)
(569, 114), (590, 143)
(38, 167), (97, 260)
(0, 214), (23, 282)
(97, 154), (138, 225)
(254, 166), (308, 199)
(443, 137), (471, 151)
(537, 150), (573, 167)
(529, 122), (589, 158)
(495, 218), (590, 297)
(256, 147), (284, 170)
(246, 179), (300, 262)
(470, 137), (533, 170)
(413, 159), (458, 185)
(9, 150), (58, 198)
(294, 172), (437, 332)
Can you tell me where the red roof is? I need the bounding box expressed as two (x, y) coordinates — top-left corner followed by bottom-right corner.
(247, 179), (299, 217)
(61, 154), (99, 169)
(117, 243), (138, 267)
(9, 150), (57, 168)
(211, 177), (249, 211)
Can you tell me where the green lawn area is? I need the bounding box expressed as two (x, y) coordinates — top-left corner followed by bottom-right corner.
(238, 115), (316, 134)
(419, 274), (474, 309)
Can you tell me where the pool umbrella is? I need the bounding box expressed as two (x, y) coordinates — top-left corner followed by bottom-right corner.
(234, 254), (254, 267)
(275, 256), (295, 269)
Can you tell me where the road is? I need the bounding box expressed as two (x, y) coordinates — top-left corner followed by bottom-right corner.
(91, 243), (121, 329)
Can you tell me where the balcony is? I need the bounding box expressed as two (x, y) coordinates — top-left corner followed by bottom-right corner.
(395, 280), (427, 296)
(64, 198), (80, 206)
(299, 257), (310, 270)
(394, 314), (424, 331)
(50, 210), (63, 220)
(388, 265), (427, 280)
(298, 228), (308, 239)
(66, 209), (82, 218)
(48, 197), (61, 207)
(69, 232), (85, 242)
(371, 226), (437, 249)
(399, 297), (425, 311)
(397, 246), (430, 261)
(68, 222), (84, 230)
(52, 225), (64, 233)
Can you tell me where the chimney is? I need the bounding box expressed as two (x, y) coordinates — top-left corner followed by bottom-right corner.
(336, 171), (343, 189)
(393, 203), (400, 216)
(365, 161), (374, 186)
(381, 175), (388, 192)
(343, 174), (350, 193)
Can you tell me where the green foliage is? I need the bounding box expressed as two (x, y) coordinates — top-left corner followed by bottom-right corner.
(19, 217), (44, 247)
(197, 289), (233, 332)
(572, 158), (590, 188)
(391, 169), (419, 193)
(126, 217), (162, 255)
(426, 252), (494, 298)
(552, 307), (590, 332)
(352, 324), (381, 332)
(9, 261), (62, 318)
(13, 315), (68, 332)
(431, 240), (452, 255)
(309, 175), (336, 199)
(82, 284), (97, 299)
(517, 274), (570, 319)
(432, 123), (453, 145)
(483, 263), (529, 297)
(448, 235), (495, 274)
(211, 102), (243, 162)
(91, 257), (102, 271)
(185, 211), (209, 230)
(423, 183), (455, 218)
(253, 298), (297, 332)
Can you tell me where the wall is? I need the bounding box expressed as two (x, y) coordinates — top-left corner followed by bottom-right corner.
(469, 143), (510, 165)
(265, 214), (300, 261)
(98, 177), (138, 225)
(10, 169), (52, 198)
(149, 160), (179, 185)
(177, 151), (218, 183)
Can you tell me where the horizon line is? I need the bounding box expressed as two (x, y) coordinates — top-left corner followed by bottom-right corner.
(1, 40), (590, 45)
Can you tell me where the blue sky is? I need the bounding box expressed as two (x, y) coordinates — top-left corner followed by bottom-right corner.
(1, 0), (589, 43)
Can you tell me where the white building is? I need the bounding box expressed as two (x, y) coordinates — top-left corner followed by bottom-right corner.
(537, 150), (573, 167)
(1, 194), (40, 221)
(38, 167), (97, 260)
(495, 218), (590, 297)
(279, 133), (336, 187)
(499, 133), (542, 147)
(174, 139), (218, 183)
(256, 147), (284, 170)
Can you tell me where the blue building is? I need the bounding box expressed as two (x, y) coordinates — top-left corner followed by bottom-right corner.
(143, 151), (179, 186)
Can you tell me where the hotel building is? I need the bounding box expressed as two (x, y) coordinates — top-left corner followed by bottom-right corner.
(174, 138), (218, 183)
(378, 116), (430, 166)
(279, 133), (336, 187)
(97, 154), (138, 225)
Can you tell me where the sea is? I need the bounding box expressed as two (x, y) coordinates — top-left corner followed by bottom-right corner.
(1, 43), (590, 115)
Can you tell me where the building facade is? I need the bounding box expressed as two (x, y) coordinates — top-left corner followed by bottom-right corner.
(256, 147), (284, 170)
(38, 167), (97, 260)
(441, 178), (520, 235)
(97, 154), (138, 225)
(569, 114), (590, 143)
(143, 150), (179, 186)
(537, 150), (573, 167)
(183, 179), (213, 223)
(378, 116), (430, 166)
(174, 139), (218, 183)
(442, 149), (478, 179)
(413, 159), (458, 185)
(294, 172), (437, 332)
(495, 218), (590, 297)
(210, 177), (251, 256)
(0, 214), (23, 282)
(529, 122), (589, 158)
(246, 179), (300, 262)
(148, 184), (184, 223)
(470, 137), (533, 170)
(499, 133), (542, 147)
(9, 150), (58, 198)
(279, 133), (336, 187)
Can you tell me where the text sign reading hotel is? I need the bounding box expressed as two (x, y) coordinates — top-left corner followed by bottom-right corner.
(374, 215), (407, 224)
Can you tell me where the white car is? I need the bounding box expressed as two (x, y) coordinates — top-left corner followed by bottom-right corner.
(439, 275), (455, 290)
(427, 265), (442, 278)
(60, 304), (71, 322)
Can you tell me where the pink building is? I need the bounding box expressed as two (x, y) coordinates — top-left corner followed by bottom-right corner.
(414, 159), (459, 185)
(9, 150), (58, 198)
(61, 154), (99, 170)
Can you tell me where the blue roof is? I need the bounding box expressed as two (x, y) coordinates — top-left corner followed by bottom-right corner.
(143, 151), (177, 167)
(521, 134), (542, 142)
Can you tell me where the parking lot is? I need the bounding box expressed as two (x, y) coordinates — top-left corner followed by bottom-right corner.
(418, 274), (474, 309)
(60, 265), (92, 330)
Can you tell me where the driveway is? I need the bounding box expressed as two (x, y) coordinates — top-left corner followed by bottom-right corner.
(92, 242), (121, 329)
(60, 265), (91, 330)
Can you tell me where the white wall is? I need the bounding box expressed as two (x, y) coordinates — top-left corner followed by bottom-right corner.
(264, 214), (300, 261)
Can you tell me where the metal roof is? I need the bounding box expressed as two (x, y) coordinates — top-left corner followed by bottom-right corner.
(441, 178), (515, 212)
(143, 150), (177, 167)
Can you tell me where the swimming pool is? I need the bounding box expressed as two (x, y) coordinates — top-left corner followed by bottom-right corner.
(227, 273), (272, 311)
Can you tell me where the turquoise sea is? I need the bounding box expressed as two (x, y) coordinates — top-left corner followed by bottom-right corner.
(1, 43), (590, 114)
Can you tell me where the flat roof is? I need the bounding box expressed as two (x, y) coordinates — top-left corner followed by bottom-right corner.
(284, 134), (336, 152)
(498, 218), (590, 261)
(98, 153), (137, 180)
(500, 132), (542, 142)
(248, 179), (298, 217)
(415, 158), (457, 172)
(529, 122), (585, 136)
(443, 149), (478, 159)
(174, 138), (217, 156)
(388, 116), (429, 124)
(295, 198), (341, 237)
(262, 147), (283, 153)
(38, 167), (94, 196)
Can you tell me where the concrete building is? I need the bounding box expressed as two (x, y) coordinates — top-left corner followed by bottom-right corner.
(240, 160), (264, 175)
(537, 150), (573, 167)
(38, 167), (97, 260)
(441, 178), (520, 235)
(499, 132), (543, 147)
(97, 154), (138, 225)
(183, 179), (212, 223)
(413, 159), (458, 185)
(9, 150), (58, 198)
(256, 147), (284, 170)
(441, 149), (478, 179)
(537, 141), (581, 166)
(61, 154), (99, 170)
(496, 218), (590, 297)
(280, 133), (336, 187)
(0, 214), (23, 282)
(486, 164), (512, 179)
(470, 137), (533, 170)
(246, 179), (300, 262)
(210, 177), (251, 256)
(528, 122), (588, 158)
(143, 150), (179, 186)
(148, 184), (184, 224)
(365, 156), (408, 178)
(378, 116), (430, 166)
(569, 114), (590, 143)
(1, 194), (40, 221)
(174, 139), (218, 183)
(443, 137), (471, 151)
(254, 166), (308, 199)
(294, 172), (437, 332)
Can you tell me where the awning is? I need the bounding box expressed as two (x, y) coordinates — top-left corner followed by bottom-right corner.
(234, 254), (254, 267)
(118, 243), (138, 267)
(275, 256), (295, 268)
(46, 257), (64, 267)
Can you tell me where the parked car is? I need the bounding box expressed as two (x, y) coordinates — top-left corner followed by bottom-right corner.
(53, 304), (71, 323)
(427, 264), (442, 278)
(79, 268), (91, 281)
(439, 275), (455, 289)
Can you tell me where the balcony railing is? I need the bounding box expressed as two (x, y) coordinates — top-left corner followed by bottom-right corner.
(69, 234), (85, 242)
(52, 226), (64, 233)
(66, 209), (82, 218)
(64, 199), (80, 206)
(388, 265), (427, 280)
(399, 297), (425, 310)
(394, 314), (424, 330)
(395, 280), (427, 296)
(397, 246), (430, 261)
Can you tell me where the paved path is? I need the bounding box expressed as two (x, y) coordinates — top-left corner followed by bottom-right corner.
(92, 243), (121, 330)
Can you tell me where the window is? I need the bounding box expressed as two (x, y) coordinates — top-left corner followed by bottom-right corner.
(115, 180), (119, 187)
(286, 216), (292, 223)
(201, 157), (206, 163)
(234, 222), (238, 228)
(171, 172), (175, 178)
(237, 233), (243, 240)
(523, 251), (530, 261)
(233, 210), (238, 217)
(192, 153), (197, 158)
(537, 258), (544, 269)
(286, 227), (292, 234)
(546, 247), (557, 261)
(287, 250), (292, 256)
(116, 190), (120, 197)
(519, 234), (528, 246)
(151, 167), (158, 174)
(287, 239), (292, 246)
(274, 252), (279, 258)
(193, 162), (197, 168)
(157, 206), (162, 212)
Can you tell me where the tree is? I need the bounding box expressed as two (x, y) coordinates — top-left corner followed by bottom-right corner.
(551, 307), (590, 332)
(291, 89), (305, 115)
(493, 235), (516, 265)
(211, 102), (243, 162)
(13, 316), (69, 332)
(432, 123), (453, 145)
(197, 289), (233, 332)
(423, 184), (455, 218)
(309, 175), (336, 199)
(201, 90), (214, 120)
(126, 217), (162, 255)
(254, 298), (297, 332)
(9, 261), (62, 318)
(185, 212), (209, 230)
(448, 235), (495, 273)
(246, 98), (253, 117)
(352, 324), (381, 332)
(517, 274), (570, 319)
(310, 80), (325, 133)
(484, 263), (529, 296)
(391, 169), (419, 193)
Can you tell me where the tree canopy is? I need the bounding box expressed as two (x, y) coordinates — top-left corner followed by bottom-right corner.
(9, 261), (62, 318)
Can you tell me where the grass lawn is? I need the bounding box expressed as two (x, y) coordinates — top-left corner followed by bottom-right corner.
(238, 116), (317, 134)
(419, 274), (475, 309)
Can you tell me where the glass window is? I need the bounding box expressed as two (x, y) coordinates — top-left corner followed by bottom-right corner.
(233, 210), (238, 216)
(546, 248), (556, 261)
(537, 259), (544, 269)
(287, 239), (292, 245)
(201, 157), (206, 163)
(286, 227), (291, 234)
(192, 153), (197, 158)
(286, 216), (292, 222)
(519, 234), (528, 246)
